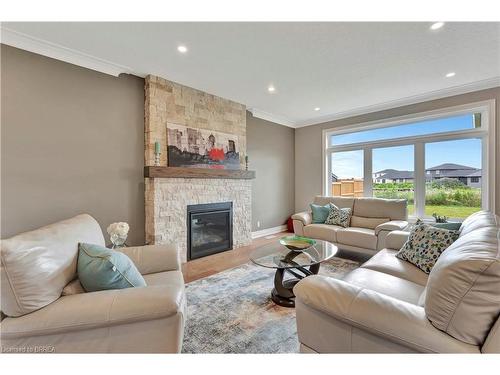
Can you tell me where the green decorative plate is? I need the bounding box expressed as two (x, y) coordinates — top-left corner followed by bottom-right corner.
(279, 235), (316, 251)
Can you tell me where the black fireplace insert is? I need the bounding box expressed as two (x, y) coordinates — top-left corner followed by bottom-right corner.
(187, 202), (233, 260)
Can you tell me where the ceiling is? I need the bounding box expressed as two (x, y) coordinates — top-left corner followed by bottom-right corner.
(2, 22), (500, 127)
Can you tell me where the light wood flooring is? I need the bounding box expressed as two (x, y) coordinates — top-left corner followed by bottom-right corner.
(181, 231), (293, 283)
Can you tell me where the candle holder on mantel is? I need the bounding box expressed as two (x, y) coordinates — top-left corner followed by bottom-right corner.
(154, 152), (161, 166)
(154, 141), (161, 166)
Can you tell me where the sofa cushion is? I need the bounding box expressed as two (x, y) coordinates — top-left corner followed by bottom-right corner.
(78, 243), (146, 292)
(425, 221), (500, 346)
(342, 268), (425, 304)
(325, 204), (352, 228)
(351, 215), (390, 229)
(303, 224), (342, 243)
(353, 197), (407, 220)
(459, 210), (498, 236)
(313, 196), (354, 211)
(337, 227), (377, 250)
(361, 249), (429, 286)
(396, 221), (459, 274)
(61, 279), (86, 296)
(0, 214), (105, 317)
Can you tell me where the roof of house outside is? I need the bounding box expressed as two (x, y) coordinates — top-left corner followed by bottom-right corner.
(374, 168), (398, 175)
(375, 163), (481, 181)
(426, 163), (477, 171)
(376, 170), (414, 180)
(467, 170), (482, 177)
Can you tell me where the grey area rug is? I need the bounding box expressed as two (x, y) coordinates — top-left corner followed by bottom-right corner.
(182, 257), (359, 353)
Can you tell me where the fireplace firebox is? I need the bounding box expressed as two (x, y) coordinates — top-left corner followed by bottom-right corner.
(187, 202), (233, 260)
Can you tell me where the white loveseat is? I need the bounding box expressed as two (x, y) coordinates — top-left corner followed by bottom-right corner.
(292, 196), (408, 254)
(294, 211), (500, 353)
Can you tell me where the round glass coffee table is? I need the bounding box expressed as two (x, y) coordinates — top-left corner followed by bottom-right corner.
(250, 239), (337, 307)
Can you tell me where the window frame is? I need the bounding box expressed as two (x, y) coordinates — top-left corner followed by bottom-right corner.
(322, 100), (496, 220)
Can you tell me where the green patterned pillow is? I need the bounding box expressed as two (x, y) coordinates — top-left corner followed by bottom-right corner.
(396, 220), (459, 274)
(325, 203), (352, 228)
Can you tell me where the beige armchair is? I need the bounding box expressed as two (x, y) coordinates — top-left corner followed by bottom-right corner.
(0, 214), (186, 353)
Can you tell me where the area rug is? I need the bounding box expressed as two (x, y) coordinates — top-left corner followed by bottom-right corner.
(182, 257), (359, 353)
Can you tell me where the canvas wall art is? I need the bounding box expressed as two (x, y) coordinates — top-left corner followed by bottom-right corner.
(166, 123), (240, 169)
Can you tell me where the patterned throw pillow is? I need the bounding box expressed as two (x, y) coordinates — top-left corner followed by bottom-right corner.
(396, 220), (459, 274)
(325, 203), (352, 228)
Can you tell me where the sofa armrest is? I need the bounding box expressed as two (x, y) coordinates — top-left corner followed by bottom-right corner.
(385, 230), (410, 250)
(292, 211), (312, 226)
(375, 220), (408, 235)
(117, 244), (180, 274)
(294, 276), (479, 353)
(1, 283), (185, 340)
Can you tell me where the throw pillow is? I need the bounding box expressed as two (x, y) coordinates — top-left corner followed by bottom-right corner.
(78, 243), (146, 292)
(310, 203), (330, 224)
(325, 203), (352, 228)
(396, 221), (459, 274)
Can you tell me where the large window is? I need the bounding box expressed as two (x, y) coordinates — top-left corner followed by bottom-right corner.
(424, 139), (482, 219)
(372, 145), (415, 216)
(324, 101), (494, 220)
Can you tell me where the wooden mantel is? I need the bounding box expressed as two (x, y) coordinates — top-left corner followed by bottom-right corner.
(144, 166), (256, 179)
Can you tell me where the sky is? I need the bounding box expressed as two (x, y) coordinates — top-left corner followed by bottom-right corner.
(331, 114), (482, 179)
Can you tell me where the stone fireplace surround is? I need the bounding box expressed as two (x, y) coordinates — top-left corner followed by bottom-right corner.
(144, 76), (252, 262)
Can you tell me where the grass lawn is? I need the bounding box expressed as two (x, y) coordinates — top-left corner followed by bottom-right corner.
(407, 204), (480, 219)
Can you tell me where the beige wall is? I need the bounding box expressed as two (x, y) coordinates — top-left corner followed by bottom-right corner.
(1, 45), (146, 244)
(295, 87), (500, 214)
(247, 112), (295, 231)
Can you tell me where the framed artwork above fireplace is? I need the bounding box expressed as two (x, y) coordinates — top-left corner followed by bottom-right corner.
(166, 123), (240, 170)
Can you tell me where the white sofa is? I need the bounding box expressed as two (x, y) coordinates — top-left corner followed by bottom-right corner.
(292, 196), (408, 254)
(294, 211), (500, 353)
(0, 214), (186, 353)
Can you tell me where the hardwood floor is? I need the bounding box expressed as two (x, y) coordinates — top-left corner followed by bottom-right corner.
(181, 231), (293, 283)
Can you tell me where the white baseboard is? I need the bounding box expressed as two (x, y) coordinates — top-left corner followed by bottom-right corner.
(251, 225), (288, 239)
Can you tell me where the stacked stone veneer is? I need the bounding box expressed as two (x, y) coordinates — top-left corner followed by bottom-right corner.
(146, 178), (252, 262)
(144, 75), (247, 167)
(144, 76), (251, 261)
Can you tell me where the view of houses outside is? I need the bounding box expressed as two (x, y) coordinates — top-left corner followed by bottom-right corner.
(330, 115), (482, 219)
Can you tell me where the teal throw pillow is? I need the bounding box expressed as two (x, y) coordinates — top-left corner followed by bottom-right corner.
(78, 243), (146, 292)
(310, 203), (330, 224)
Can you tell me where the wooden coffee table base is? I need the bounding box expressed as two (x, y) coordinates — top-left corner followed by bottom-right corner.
(271, 263), (320, 307)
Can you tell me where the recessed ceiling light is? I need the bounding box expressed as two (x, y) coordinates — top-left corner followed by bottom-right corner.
(267, 85), (276, 93)
(445, 72), (456, 78)
(314, 107), (320, 111)
(177, 45), (188, 53)
(430, 22), (445, 30)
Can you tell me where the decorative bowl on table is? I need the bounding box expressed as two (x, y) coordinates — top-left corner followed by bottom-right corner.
(279, 235), (316, 251)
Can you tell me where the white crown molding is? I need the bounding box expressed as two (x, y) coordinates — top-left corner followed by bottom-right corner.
(248, 108), (298, 128)
(295, 77), (500, 127)
(1, 27), (133, 77)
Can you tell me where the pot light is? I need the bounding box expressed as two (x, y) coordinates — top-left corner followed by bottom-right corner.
(445, 72), (456, 78)
(177, 45), (188, 53)
(267, 85), (276, 93)
(430, 22), (445, 30)
(314, 107), (320, 111)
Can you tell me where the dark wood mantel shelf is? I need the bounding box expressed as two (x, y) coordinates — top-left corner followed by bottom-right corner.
(145, 166), (256, 179)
